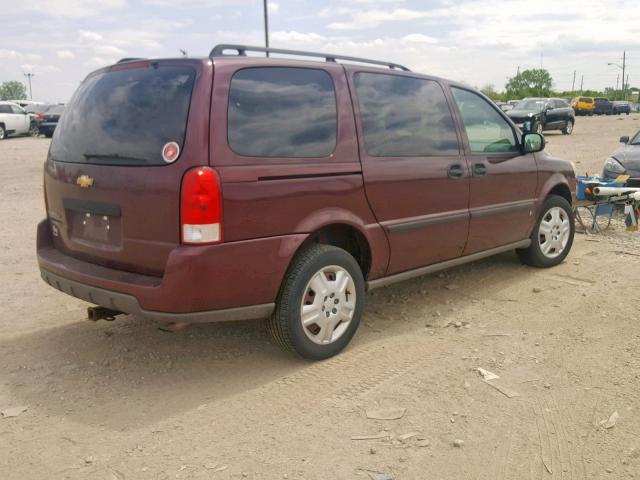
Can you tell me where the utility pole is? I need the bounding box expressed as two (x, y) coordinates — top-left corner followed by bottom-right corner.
(263, 0), (270, 57)
(580, 74), (584, 92)
(571, 70), (576, 92)
(626, 74), (629, 100)
(622, 50), (626, 100)
(23, 72), (34, 100)
(516, 65), (520, 76)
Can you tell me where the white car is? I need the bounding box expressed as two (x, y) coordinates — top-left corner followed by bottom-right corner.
(0, 101), (34, 140)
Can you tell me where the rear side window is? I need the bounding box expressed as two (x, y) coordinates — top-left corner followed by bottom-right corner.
(50, 65), (195, 166)
(0, 105), (11, 114)
(228, 67), (337, 158)
(354, 73), (459, 156)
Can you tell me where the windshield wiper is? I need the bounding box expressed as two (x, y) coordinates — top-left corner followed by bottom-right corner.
(83, 153), (151, 164)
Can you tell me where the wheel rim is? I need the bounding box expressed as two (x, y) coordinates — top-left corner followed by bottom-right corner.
(0, 128), (4, 139)
(566, 121), (573, 133)
(300, 265), (356, 345)
(29, 126), (39, 137)
(536, 124), (543, 134)
(538, 206), (571, 259)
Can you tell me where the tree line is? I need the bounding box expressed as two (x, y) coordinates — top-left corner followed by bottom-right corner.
(481, 68), (637, 101)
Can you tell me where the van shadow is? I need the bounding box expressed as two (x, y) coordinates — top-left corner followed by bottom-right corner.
(2, 252), (530, 431)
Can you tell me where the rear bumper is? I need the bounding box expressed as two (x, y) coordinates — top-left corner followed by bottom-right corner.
(37, 219), (307, 321)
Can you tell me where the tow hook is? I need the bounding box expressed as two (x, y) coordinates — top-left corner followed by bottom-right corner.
(87, 306), (123, 322)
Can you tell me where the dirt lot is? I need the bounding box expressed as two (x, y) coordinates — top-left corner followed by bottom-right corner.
(1, 115), (639, 479)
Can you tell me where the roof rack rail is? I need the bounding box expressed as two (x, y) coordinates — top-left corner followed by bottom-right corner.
(209, 44), (410, 72)
(116, 57), (146, 64)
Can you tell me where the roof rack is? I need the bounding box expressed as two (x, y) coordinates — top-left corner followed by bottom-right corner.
(116, 57), (146, 64)
(209, 44), (410, 72)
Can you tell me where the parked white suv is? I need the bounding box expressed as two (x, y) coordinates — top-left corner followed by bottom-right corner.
(0, 101), (33, 140)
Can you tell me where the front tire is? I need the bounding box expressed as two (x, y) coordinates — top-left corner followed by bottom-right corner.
(0, 125), (5, 140)
(267, 244), (365, 360)
(532, 121), (543, 135)
(517, 195), (574, 268)
(561, 120), (574, 135)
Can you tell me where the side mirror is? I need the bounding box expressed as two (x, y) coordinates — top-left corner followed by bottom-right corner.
(620, 136), (629, 144)
(523, 133), (545, 153)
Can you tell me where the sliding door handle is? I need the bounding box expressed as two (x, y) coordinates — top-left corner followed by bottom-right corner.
(447, 164), (464, 179)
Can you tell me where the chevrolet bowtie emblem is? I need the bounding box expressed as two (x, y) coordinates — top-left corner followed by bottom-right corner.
(76, 175), (94, 188)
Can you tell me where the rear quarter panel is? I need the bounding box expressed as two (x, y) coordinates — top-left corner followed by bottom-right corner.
(209, 58), (389, 279)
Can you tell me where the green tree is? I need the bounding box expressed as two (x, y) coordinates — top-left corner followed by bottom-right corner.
(505, 69), (553, 99)
(0, 81), (27, 101)
(480, 83), (504, 101)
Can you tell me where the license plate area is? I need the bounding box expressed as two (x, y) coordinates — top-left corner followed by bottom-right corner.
(64, 198), (122, 247)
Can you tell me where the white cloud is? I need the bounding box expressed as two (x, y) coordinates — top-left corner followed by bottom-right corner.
(328, 8), (449, 30)
(400, 33), (438, 44)
(0, 49), (21, 59)
(23, 0), (126, 18)
(94, 45), (126, 56)
(20, 64), (61, 73)
(271, 31), (328, 44)
(79, 30), (103, 42)
(268, 1), (280, 13)
(57, 50), (76, 60)
(86, 57), (116, 68)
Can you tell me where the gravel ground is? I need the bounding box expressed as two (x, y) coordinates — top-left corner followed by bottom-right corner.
(1, 114), (639, 479)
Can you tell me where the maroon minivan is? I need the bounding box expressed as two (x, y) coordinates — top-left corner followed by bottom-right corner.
(37, 45), (576, 359)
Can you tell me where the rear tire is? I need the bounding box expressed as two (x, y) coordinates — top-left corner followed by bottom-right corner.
(44, 131), (53, 138)
(517, 195), (574, 268)
(267, 244), (365, 360)
(0, 125), (5, 140)
(561, 120), (574, 135)
(29, 124), (39, 137)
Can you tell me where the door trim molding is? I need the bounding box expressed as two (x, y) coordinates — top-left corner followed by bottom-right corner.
(470, 199), (534, 219)
(383, 211), (469, 233)
(367, 239), (531, 290)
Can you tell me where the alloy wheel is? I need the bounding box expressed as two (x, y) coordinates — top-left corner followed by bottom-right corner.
(538, 206), (571, 259)
(300, 265), (356, 345)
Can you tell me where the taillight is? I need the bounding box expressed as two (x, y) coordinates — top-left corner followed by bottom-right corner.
(180, 167), (222, 245)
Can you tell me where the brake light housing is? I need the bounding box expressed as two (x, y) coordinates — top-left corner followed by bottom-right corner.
(180, 167), (222, 245)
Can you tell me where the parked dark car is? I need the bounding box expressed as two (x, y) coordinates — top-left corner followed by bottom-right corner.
(37, 45), (577, 359)
(593, 97), (613, 115)
(602, 130), (640, 179)
(612, 101), (631, 115)
(39, 104), (64, 137)
(507, 97), (575, 135)
(25, 104), (54, 137)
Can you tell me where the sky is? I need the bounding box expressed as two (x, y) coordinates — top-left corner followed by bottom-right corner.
(1, 0), (639, 103)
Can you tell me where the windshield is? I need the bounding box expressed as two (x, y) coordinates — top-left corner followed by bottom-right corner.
(514, 99), (545, 111)
(50, 64), (195, 166)
(630, 131), (640, 145)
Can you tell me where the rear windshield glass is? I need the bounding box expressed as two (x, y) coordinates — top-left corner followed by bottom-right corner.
(579, 97), (593, 103)
(50, 65), (195, 166)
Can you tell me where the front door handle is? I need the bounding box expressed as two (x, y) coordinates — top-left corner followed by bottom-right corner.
(447, 164), (464, 179)
(472, 163), (487, 176)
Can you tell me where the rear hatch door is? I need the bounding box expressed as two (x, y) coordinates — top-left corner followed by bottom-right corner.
(44, 59), (211, 276)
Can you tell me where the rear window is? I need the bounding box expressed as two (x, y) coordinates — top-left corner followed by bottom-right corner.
(228, 67), (337, 158)
(50, 65), (195, 166)
(354, 73), (459, 157)
(579, 97), (593, 103)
